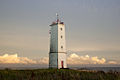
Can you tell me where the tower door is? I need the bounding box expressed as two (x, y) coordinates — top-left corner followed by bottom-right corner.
(61, 61), (64, 68)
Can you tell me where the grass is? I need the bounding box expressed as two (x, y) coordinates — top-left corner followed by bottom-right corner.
(0, 69), (120, 80)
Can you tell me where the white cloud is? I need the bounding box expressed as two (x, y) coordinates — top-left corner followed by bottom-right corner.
(0, 54), (36, 64)
(67, 53), (106, 65)
(108, 61), (117, 64)
(0, 53), (118, 65)
(0, 53), (49, 64)
(38, 54), (119, 65)
(38, 57), (49, 64)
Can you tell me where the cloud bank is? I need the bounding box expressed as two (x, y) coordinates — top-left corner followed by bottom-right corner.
(0, 54), (36, 64)
(0, 53), (118, 65)
(67, 53), (106, 65)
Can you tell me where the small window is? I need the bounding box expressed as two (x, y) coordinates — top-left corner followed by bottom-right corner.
(61, 35), (63, 38)
(61, 46), (63, 49)
(60, 28), (62, 31)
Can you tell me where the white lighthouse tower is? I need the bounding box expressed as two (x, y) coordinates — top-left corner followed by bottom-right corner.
(49, 14), (67, 69)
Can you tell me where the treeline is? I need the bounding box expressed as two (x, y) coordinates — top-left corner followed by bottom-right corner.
(0, 69), (120, 80)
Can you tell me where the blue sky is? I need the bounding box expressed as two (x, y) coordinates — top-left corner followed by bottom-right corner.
(0, 0), (120, 66)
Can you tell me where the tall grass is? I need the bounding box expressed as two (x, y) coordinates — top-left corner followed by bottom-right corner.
(0, 69), (119, 80)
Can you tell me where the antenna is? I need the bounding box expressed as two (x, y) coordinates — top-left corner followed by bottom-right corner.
(56, 13), (59, 23)
(56, 13), (58, 19)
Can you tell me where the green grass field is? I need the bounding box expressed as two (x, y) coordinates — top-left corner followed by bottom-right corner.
(0, 69), (120, 80)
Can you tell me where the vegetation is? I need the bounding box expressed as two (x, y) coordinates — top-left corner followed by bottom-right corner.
(0, 69), (120, 80)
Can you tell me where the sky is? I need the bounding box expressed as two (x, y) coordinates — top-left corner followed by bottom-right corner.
(0, 0), (120, 68)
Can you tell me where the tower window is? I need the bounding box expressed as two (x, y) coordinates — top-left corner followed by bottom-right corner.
(61, 35), (63, 38)
(61, 46), (63, 49)
(60, 28), (62, 31)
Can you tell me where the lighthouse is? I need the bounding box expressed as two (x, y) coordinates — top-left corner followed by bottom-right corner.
(49, 14), (67, 69)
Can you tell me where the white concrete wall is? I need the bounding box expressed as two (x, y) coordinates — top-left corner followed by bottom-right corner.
(50, 25), (58, 52)
(49, 53), (58, 68)
(49, 23), (67, 69)
(58, 53), (67, 69)
(49, 24), (58, 68)
(58, 24), (66, 52)
(57, 24), (67, 68)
